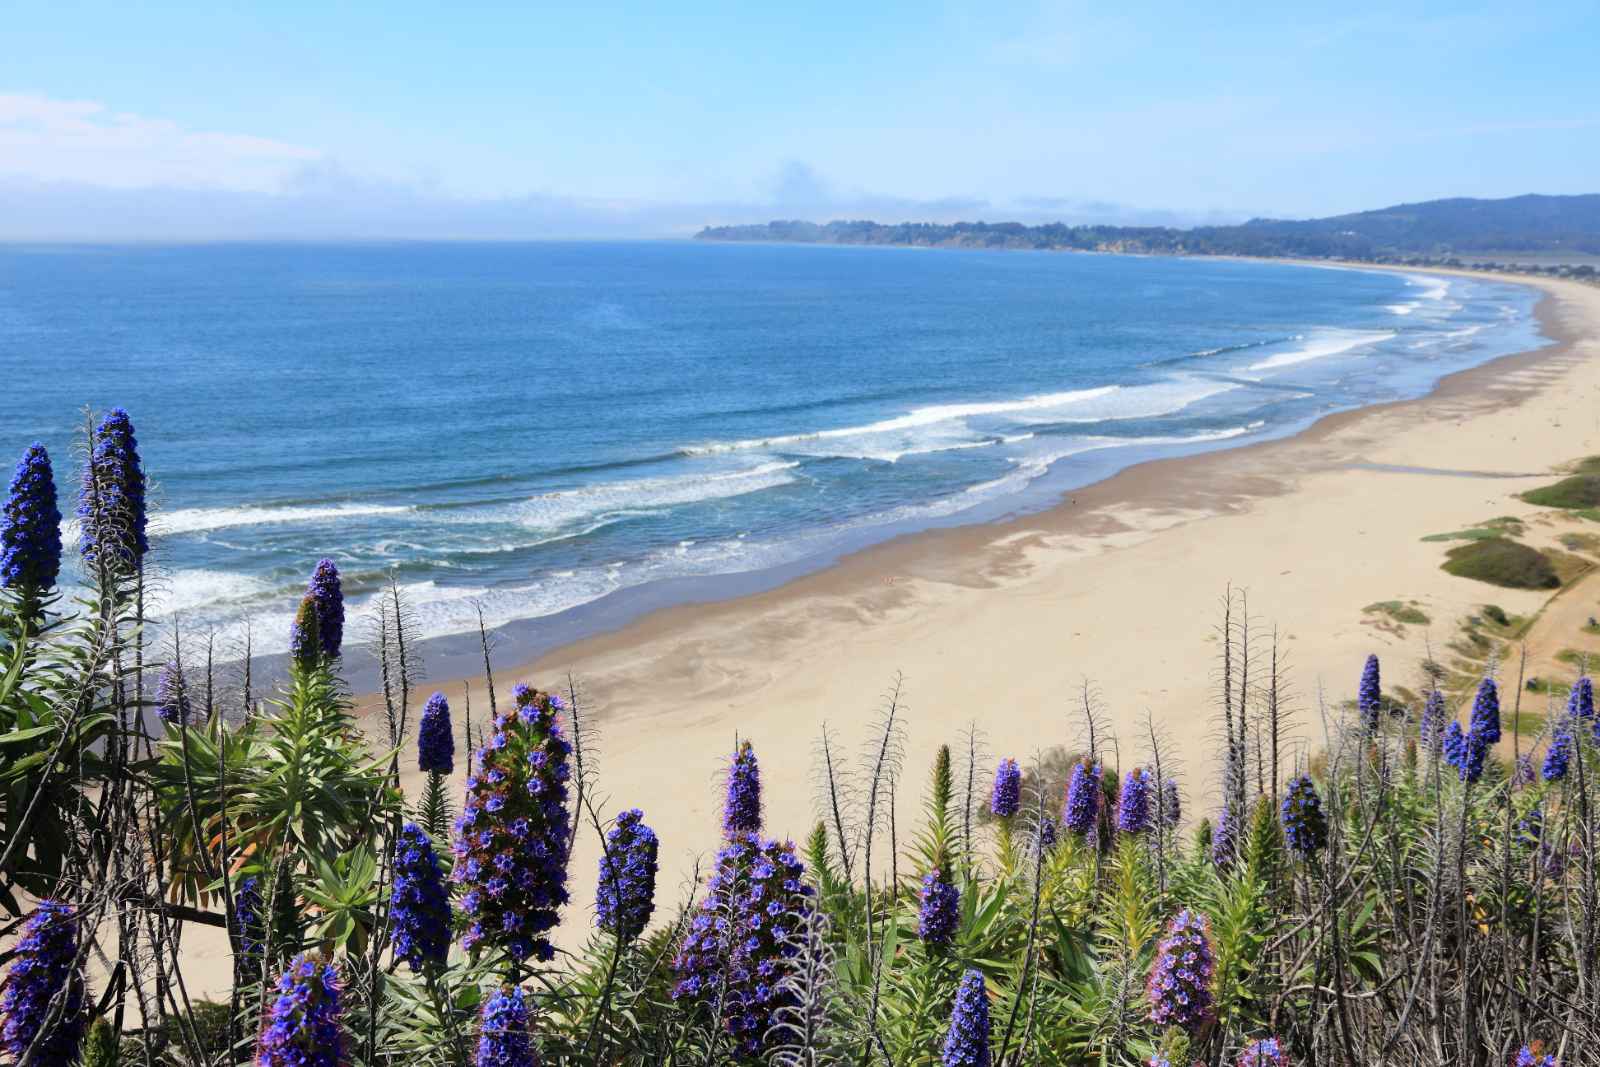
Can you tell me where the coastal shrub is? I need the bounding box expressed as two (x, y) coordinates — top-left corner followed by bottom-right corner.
(1420, 527), (1503, 543)
(1441, 538), (1560, 588)
(1363, 599), (1430, 625)
(1523, 474), (1600, 508)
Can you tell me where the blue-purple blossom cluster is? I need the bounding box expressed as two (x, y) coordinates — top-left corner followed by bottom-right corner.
(990, 758), (1022, 819)
(1212, 801), (1238, 868)
(918, 868), (961, 946)
(596, 808), (659, 941)
(256, 954), (345, 1067)
(391, 823), (451, 972)
(1571, 677), (1595, 722)
(1118, 767), (1153, 834)
(1160, 777), (1181, 829)
(1547, 678), (1596, 782)
(452, 684), (573, 964)
(1280, 774), (1327, 859)
(156, 660), (193, 726)
(1515, 1043), (1558, 1067)
(672, 834), (812, 1059)
(1237, 1036), (1290, 1066)
(289, 595), (322, 672)
(307, 559), (344, 660)
(723, 740), (762, 838)
(1146, 908), (1215, 1035)
(0, 443), (62, 599)
(1063, 758), (1101, 836)
(1543, 724), (1572, 782)
(1445, 676), (1501, 783)
(1419, 689), (1449, 757)
(0, 900), (83, 1063)
(941, 968), (991, 1067)
(475, 985), (538, 1067)
(78, 408), (148, 570)
(235, 876), (264, 964)
(1358, 654), (1382, 733)
(418, 692), (455, 775)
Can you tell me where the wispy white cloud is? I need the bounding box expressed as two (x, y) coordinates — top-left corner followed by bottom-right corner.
(0, 92), (322, 192)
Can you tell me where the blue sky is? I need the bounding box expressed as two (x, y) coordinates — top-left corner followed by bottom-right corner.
(2, 1), (1597, 237)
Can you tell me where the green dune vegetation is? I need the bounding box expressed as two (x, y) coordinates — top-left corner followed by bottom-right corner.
(4, 411), (1592, 1067)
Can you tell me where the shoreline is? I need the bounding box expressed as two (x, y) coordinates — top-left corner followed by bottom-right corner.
(366, 268), (1598, 926)
(159, 267), (1600, 994)
(333, 257), (1549, 696)
(424, 264), (1572, 697)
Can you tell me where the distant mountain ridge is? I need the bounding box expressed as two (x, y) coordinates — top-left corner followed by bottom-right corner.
(697, 193), (1600, 260)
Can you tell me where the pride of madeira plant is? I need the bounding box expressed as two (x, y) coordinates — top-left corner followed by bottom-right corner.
(0, 413), (1589, 1066)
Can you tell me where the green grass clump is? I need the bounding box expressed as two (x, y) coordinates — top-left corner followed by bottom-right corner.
(1364, 600), (1430, 625)
(1441, 539), (1560, 589)
(1524, 475), (1600, 509)
(1421, 528), (1502, 543)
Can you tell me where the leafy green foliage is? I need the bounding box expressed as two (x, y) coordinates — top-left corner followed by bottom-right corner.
(1441, 538), (1561, 588)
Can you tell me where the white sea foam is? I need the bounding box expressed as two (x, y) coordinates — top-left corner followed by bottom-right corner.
(1401, 273), (1452, 302)
(680, 379), (1236, 463)
(1245, 329), (1396, 373)
(488, 460), (801, 532)
(679, 386), (1121, 456)
(1385, 302), (1418, 316)
(146, 569), (280, 615)
(154, 502), (414, 536)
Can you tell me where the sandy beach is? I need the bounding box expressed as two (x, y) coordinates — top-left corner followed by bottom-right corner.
(167, 268), (1600, 994)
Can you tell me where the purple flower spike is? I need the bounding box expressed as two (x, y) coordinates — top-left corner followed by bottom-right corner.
(596, 808), (659, 942)
(1419, 689), (1449, 757)
(256, 953), (346, 1067)
(1469, 676), (1502, 747)
(990, 758), (1022, 819)
(723, 740), (762, 838)
(234, 876), (264, 963)
(1146, 908), (1215, 1035)
(1, 900), (84, 1063)
(673, 834), (812, 1060)
(1, 443), (62, 600)
(288, 594), (322, 671)
(155, 660), (193, 726)
(1117, 768), (1152, 834)
(1280, 774), (1327, 859)
(307, 559), (344, 660)
(475, 985), (538, 1067)
(1544, 724), (1572, 781)
(78, 408), (147, 570)
(1515, 1043), (1558, 1067)
(418, 692), (455, 775)
(1062, 758), (1101, 836)
(1442, 720), (1466, 769)
(1569, 676), (1594, 721)
(1238, 1036), (1291, 1066)
(390, 824), (451, 972)
(1358, 654), (1381, 733)
(451, 684), (573, 964)
(918, 868), (960, 946)
(1212, 801), (1238, 868)
(1160, 777), (1181, 829)
(941, 968), (991, 1067)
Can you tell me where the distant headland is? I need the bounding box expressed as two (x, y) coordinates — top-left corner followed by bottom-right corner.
(697, 192), (1600, 277)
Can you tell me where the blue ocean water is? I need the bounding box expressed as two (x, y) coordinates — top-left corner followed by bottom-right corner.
(0, 242), (1546, 655)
